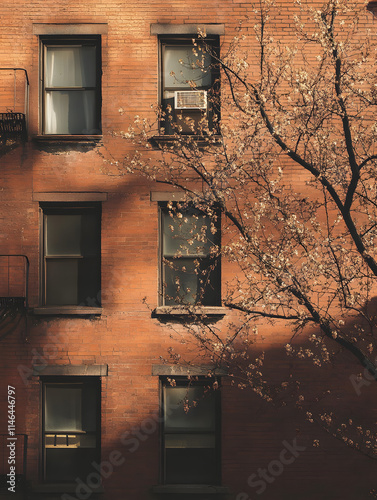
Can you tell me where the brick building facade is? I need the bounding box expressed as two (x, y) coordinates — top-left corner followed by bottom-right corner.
(1, 1), (377, 499)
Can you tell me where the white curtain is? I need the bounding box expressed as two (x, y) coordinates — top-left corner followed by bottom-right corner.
(45, 46), (97, 134)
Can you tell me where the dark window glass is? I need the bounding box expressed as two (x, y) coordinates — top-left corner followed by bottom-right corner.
(45, 386), (82, 432)
(43, 378), (100, 482)
(161, 204), (220, 306)
(42, 204), (101, 307)
(162, 379), (220, 485)
(42, 37), (101, 135)
(45, 259), (79, 305)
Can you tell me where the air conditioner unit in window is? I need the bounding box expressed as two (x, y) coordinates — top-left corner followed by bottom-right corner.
(174, 90), (207, 110)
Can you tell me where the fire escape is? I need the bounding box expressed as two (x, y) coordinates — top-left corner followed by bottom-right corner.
(0, 255), (29, 341)
(0, 69), (30, 336)
(0, 258), (30, 496)
(0, 68), (29, 154)
(0, 72), (30, 498)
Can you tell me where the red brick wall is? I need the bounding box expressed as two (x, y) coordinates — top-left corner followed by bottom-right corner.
(0, 1), (376, 499)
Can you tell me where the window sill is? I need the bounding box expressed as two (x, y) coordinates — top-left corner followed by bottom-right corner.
(33, 134), (103, 142)
(150, 134), (221, 148)
(33, 306), (102, 316)
(151, 485), (229, 495)
(153, 306), (226, 317)
(31, 483), (104, 494)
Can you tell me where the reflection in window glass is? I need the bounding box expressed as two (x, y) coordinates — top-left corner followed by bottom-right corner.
(161, 204), (220, 306)
(162, 210), (213, 256)
(165, 386), (216, 431)
(163, 46), (212, 89)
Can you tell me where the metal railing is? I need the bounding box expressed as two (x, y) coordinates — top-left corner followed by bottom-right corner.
(0, 255), (29, 308)
(0, 255), (30, 341)
(0, 68), (29, 142)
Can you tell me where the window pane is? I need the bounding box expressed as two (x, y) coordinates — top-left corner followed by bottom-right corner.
(45, 448), (97, 482)
(78, 256), (101, 306)
(165, 448), (217, 484)
(162, 210), (215, 257)
(81, 213), (101, 256)
(163, 46), (212, 89)
(45, 90), (97, 134)
(165, 434), (215, 448)
(45, 259), (78, 305)
(164, 258), (199, 305)
(164, 386), (216, 432)
(45, 386), (82, 432)
(46, 214), (82, 256)
(46, 212), (100, 257)
(164, 257), (220, 306)
(45, 46), (96, 87)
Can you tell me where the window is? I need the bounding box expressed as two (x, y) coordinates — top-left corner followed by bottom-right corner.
(160, 37), (219, 135)
(160, 203), (221, 306)
(43, 377), (100, 482)
(161, 378), (220, 485)
(41, 36), (101, 135)
(41, 203), (101, 307)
